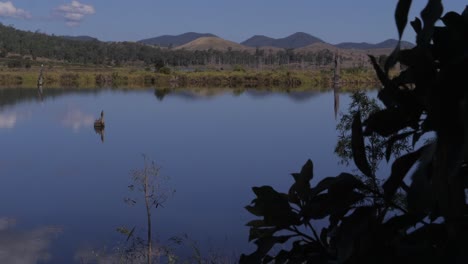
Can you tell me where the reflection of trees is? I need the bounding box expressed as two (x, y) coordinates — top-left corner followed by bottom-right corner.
(154, 88), (171, 101)
(0, 88), (102, 108)
(0, 217), (61, 264)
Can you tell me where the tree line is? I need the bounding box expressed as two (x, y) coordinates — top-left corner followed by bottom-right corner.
(0, 23), (334, 68)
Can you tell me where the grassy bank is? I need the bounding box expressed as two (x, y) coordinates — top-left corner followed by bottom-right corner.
(0, 64), (379, 89)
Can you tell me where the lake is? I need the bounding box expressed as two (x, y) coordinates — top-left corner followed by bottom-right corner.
(0, 87), (357, 263)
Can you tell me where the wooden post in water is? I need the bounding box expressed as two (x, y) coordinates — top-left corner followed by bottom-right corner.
(333, 53), (341, 86)
(37, 64), (44, 87)
(37, 64), (44, 100)
(333, 53), (341, 120)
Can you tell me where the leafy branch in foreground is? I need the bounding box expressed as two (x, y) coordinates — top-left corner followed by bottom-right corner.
(242, 1), (468, 263)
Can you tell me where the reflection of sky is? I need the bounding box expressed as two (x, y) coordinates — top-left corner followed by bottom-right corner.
(0, 113), (17, 128)
(0, 110), (32, 129)
(60, 107), (94, 132)
(0, 88), (374, 262)
(0, 217), (61, 264)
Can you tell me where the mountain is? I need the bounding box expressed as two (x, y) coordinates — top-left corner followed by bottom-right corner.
(138, 32), (217, 47)
(60, 35), (98, 42)
(294, 42), (339, 53)
(175, 37), (253, 52)
(241, 35), (276, 47)
(335, 39), (415, 49)
(242, 32), (324, 49)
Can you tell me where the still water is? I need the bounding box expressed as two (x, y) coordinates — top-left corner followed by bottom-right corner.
(0, 87), (354, 263)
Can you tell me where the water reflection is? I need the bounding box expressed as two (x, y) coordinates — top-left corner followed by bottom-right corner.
(0, 110), (32, 129)
(61, 108), (94, 132)
(154, 87), (321, 102)
(334, 85), (340, 120)
(0, 217), (61, 264)
(0, 113), (17, 129)
(37, 84), (44, 102)
(94, 126), (105, 143)
(0, 87), (325, 108)
(154, 88), (171, 101)
(0, 86), (365, 262)
(0, 88), (101, 108)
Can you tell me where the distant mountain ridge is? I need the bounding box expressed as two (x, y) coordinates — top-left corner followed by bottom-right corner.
(241, 32), (324, 49)
(60, 35), (98, 42)
(138, 32), (217, 47)
(335, 39), (415, 49)
(138, 32), (415, 51)
(175, 37), (253, 52)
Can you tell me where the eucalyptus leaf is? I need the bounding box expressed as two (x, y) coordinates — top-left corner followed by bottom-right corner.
(351, 112), (373, 178)
(410, 17), (422, 34)
(395, 0), (413, 39)
(383, 145), (427, 199)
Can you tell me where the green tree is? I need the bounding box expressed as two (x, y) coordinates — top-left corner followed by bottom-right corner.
(335, 91), (411, 191)
(241, 1), (468, 263)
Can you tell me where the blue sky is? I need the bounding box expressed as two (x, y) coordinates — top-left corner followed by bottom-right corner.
(0, 0), (465, 44)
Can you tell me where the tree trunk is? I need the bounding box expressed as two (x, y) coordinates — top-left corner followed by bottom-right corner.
(144, 174), (152, 264)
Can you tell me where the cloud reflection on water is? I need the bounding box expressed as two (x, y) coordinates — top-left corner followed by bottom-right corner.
(61, 108), (94, 131)
(0, 113), (17, 129)
(0, 217), (61, 264)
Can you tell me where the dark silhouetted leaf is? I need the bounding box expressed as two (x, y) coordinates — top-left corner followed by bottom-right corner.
(364, 108), (414, 137)
(384, 213), (424, 232)
(246, 186), (300, 227)
(408, 142), (436, 215)
(289, 160), (313, 203)
(383, 146), (427, 199)
(335, 207), (376, 263)
(311, 173), (364, 197)
(384, 44), (401, 74)
(246, 220), (266, 228)
(305, 191), (365, 220)
(395, 0), (413, 39)
(419, 0), (443, 45)
(398, 49), (418, 67)
(239, 235), (292, 264)
(351, 112), (373, 178)
(405, 223), (445, 244)
(368, 55), (389, 87)
(391, 68), (415, 86)
(441, 11), (463, 28)
(410, 17), (422, 34)
(412, 131), (423, 147)
(421, 0), (443, 26)
(320, 228), (329, 247)
(299, 159), (313, 181)
(300, 173), (365, 220)
(249, 227), (277, 242)
(385, 131), (414, 161)
(463, 6), (468, 22)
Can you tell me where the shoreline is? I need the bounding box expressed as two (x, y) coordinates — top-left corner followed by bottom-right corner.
(0, 65), (380, 90)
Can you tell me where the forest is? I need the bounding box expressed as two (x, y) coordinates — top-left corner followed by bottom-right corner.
(0, 23), (335, 68)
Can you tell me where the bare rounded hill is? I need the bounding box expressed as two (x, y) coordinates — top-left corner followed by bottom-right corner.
(175, 37), (254, 52)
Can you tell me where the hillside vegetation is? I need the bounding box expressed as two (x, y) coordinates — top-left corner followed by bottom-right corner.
(1, 23), (399, 69)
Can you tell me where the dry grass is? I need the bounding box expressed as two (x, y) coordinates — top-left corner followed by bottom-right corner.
(0, 63), (379, 90)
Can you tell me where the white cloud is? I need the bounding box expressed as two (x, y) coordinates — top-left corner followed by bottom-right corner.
(55, 1), (95, 27)
(0, 1), (31, 19)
